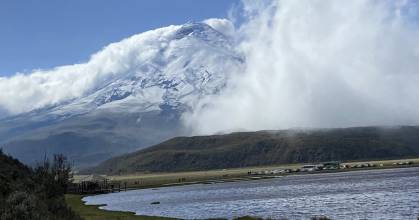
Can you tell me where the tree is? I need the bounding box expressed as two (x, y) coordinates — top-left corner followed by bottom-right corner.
(33, 154), (73, 198)
(52, 154), (73, 194)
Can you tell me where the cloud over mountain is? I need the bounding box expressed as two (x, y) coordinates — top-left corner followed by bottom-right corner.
(203, 18), (235, 37)
(2, 0), (419, 135)
(185, 0), (419, 134)
(0, 25), (183, 116)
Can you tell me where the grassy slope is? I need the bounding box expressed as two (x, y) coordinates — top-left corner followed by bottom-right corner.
(86, 126), (419, 174)
(65, 194), (174, 220)
(0, 150), (33, 198)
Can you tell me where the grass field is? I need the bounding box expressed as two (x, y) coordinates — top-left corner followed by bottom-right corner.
(74, 158), (419, 190)
(65, 194), (175, 220)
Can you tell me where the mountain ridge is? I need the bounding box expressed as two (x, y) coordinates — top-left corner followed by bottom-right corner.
(84, 126), (419, 174)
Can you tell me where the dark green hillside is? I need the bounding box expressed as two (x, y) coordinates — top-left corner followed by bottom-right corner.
(0, 149), (33, 201)
(0, 150), (81, 220)
(86, 126), (419, 174)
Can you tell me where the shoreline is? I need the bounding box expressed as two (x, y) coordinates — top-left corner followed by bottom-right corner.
(65, 194), (176, 220)
(65, 194), (275, 220)
(82, 164), (419, 194)
(66, 164), (419, 220)
(67, 159), (419, 219)
(73, 158), (419, 193)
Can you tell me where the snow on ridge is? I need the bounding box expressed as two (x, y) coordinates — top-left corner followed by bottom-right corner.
(0, 21), (241, 118)
(0, 21), (243, 122)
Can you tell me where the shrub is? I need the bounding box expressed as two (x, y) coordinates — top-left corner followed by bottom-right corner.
(1, 191), (49, 220)
(0, 152), (81, 220)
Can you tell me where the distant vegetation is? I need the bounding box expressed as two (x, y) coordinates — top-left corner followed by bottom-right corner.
(0, 150), (81, 220)
(86, 126), (419, 174)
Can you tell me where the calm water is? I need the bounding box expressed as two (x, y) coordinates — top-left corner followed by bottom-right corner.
(84, 167), (419, 219)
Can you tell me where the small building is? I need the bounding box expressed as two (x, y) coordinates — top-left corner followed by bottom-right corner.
(79, 174), (108, 183)
(321, 161), (341, 170)
(301, 165), (318, 172)
(69, 174), (112, 194)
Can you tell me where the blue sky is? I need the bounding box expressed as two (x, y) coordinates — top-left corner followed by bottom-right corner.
(0, 0), (240, 76)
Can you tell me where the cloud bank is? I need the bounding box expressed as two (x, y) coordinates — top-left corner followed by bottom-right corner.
(0, 25), (180, 116)
(184, 0), (419, 134)
(2, 0), (419, 136)
(0, 20), (234, 118)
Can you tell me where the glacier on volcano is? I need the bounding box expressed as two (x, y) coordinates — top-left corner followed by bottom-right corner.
(0, 22), (243, 167)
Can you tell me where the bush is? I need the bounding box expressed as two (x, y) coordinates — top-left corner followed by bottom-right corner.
(0, 152), (81, 220)
(1, 191), (48, 220)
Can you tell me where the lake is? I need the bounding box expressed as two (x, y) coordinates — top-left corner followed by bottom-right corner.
(84, 167), (419, 219)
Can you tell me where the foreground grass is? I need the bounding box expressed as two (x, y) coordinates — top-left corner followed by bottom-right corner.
(65, 194), (175, 220)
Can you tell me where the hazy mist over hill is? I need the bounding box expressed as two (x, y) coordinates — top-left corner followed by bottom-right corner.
(184, 0), (419, 134)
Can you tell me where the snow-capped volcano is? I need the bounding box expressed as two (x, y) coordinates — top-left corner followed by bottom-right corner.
(0, 22), (243, 167)
(16, 22), (241, 120)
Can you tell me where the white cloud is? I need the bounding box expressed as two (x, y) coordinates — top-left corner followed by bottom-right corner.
(203, 18), (235, 37)
(0, 25), (180, 116)
(2, 0), (419, 136)
(184, 0), (419, 134)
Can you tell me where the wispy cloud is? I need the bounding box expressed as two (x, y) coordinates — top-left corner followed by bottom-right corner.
(203, 18), (235, 37)
(184, 0), (419, 134)
(0, 25), (180, 115)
